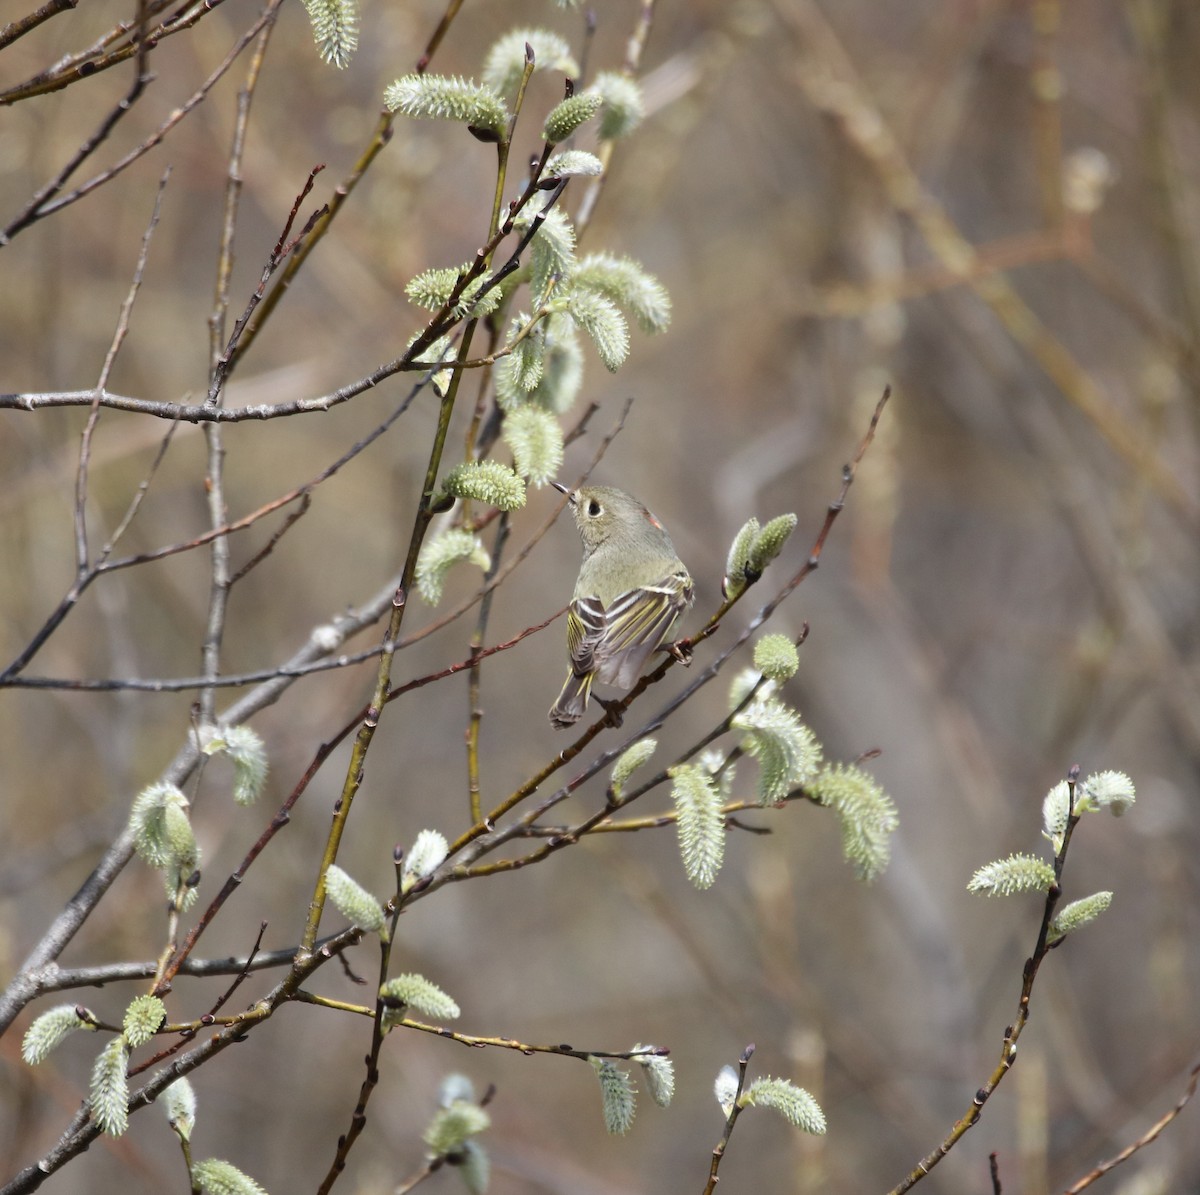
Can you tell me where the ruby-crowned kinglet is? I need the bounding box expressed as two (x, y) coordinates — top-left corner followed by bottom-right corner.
(549, 483), (694, 728)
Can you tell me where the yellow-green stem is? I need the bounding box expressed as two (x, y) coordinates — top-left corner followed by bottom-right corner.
(299, 323), (479, 957)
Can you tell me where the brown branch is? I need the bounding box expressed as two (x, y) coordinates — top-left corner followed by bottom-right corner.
(416, 0), (466, 72)
(888, 769), (1086, 1193)
(704, 1044), (756, 1195)
(5, 923), (365, 1194)
(74, 164), (169, 579)
(233, 111), (395, 363)
(465, 514), (510, 822)
(211, 164), (326, 399)
(0, 0), (79, 52)
(2, 0), (153, 244)
(0, 0), (231, 105)
(2, 1), (283, 243)
(155, 609), (561, 988)
(1061, 1057), (1200, 1193)
(1, 369), (427, 683)
(393, 1019), (669, 1064)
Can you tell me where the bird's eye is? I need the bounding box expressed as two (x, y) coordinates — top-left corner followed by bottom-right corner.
(587, 499), (602, 517)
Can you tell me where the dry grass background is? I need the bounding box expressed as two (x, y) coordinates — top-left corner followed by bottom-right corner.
(2, 0), (1199, 1192)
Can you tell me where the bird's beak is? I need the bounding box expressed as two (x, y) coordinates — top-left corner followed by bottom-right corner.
(551, 481), (574, 504)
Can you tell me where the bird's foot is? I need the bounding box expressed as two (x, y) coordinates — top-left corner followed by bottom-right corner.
(666, 638), (693, 666)
(596, 697), (625, 727)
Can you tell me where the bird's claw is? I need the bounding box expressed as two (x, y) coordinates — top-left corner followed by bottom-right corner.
(667, 638), (694, 666)
(596, 697), (625, 727)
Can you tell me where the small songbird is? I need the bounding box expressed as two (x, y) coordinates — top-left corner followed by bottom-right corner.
(549, 483), (694, 728)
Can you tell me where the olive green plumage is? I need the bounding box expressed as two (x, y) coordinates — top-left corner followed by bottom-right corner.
(549, 484), (694, 728)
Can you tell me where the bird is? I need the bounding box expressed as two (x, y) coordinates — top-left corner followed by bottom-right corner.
(549, 483), (694, 728)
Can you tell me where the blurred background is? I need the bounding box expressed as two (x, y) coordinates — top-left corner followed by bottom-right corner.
(2, 0), (1199, 1191)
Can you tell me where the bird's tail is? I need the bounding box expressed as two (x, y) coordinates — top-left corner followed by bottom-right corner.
(549, 669), (594, 728)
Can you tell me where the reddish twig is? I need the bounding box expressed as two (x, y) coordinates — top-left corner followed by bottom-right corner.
(1061, 1058), (1200, 1193)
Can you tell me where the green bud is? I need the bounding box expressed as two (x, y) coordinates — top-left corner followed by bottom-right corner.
(723, 518), (760, 597)
(753, 634), (799, 681)
(714, 1065), (739, 1116)
(22, 1005), (95, 1064)
(668, 763), (725, 889)
(967, 852), (1057, 897)
(192, 1158), (268, 1195)
(748, 513), (798, 574)
(162, 802), (200, 873)
(162, 1078), (197, 1142)
(503, 405), (564, 486)
(1047, 891), (1113, 944)
(202, 724), (268, 805)
(733, 697), (822, 804)
(90, 1037), (130, 1136)
(740, 1077), (826, 1134)
(589, 1057), (637, 1134)
(633, 1045), (675, 1107)
(384, 75), (509, 138)
(416, 529), (491, 605)
(590, 71), (644, 139)
(324, 864), (387, 938)
(129, 782), (191, 870)
(379, 974), (461, 1021)
(728, 666), (767, 711)
(424, 1102), (491, 1157)
(559, 288), (628, 372)
(303, 0), (358, 69)
(402, 829), (449, 891)
(122, 995), (166, 1048)
(570, 253), (671, 334)
(442, 461), (527, 511)
(1083, 770), (1135, 816)
(225, 726), (268, 805)
(496, 314), (544, 401)
(526, 207), (576, 305)
(812, 762), (897, 883)
(546, 149), (604, 179)
(1042, 780), (1071, 852)
(611, 738), (657, 799)
(482, 29), (578, 95)
(543, 92), (602, 144)
(458, 1140), (490, 1195)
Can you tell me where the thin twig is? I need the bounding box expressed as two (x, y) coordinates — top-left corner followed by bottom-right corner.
(0, 0), (230, 105)
(465, 515), (510, 822)
(704, 1044), (756, 1194)
(416, 0), (466, 71)
(315, 927), (396, 1194)
(2, 0), (152, 244)
(74, 165), (169, 578)
(211, 165), (325, 400)
(0, 0), (80, 52)
(20, 936), (345, 995)
(234, 111), (394, 363)
(1061, 1058), (1200, 1194)
(394, 1020), (669, 1062)
(1, 2), (282, 240)
(3, 922), (365, 1195)
(574, 0), (660, 236)
(198, 17), (274, 728)
(887, 768), (1086, 1193)
(1, 369), (428, 684)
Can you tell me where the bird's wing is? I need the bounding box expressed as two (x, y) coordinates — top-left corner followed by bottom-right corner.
(566, 595), (607, 677)
(594, 569), (694, 689)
